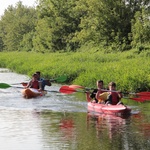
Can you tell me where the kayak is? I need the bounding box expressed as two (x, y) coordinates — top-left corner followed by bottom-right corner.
(21, 88), (46, 99)
(88, 102), (131, 115)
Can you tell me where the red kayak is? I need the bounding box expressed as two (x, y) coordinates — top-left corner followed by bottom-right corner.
(88, 102), (131, 115)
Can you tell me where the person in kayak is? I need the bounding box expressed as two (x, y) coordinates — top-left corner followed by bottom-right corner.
(86, 80), (105, 103)
(105, 82), (123, 105)
(36, 71), (51, 90)
(25, 73), (42, 90)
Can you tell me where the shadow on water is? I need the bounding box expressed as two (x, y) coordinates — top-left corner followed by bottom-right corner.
(0, 68), (150, 150)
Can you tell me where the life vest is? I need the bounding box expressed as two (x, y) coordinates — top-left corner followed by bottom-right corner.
(110, 92), (120, 105)
(98, 92), (109, 103)
(31, 80), (39, 89)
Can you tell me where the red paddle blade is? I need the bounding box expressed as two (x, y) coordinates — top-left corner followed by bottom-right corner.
(130, 97), (146, 102)
(69, 85), (85, 89)
(59, 86), (76, 94)
(137, 92), (150, 97)
(138, 96), (150, 100)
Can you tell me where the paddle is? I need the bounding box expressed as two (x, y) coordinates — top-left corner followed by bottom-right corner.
(136, 96), (150, 101)
(11, 82), (28, 86)
(69, 84), (94, 91)
(60, 85), (150, 102)
(130, 97), (146, 102)
(59, 85), (94, 94)
(0, 83), (35, 89)
(0, 83), (60, 94)
(49, 75), (67, 83)
(69, 84), (150, 97)
(59, 86), (77, 94)
(0, 75), (68, 89)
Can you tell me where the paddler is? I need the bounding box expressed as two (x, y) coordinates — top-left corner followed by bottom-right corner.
(86, 80), (105, 103)
(36, 71), (51, 90)
(25, 73), (42, 91)
(105, 82), (123, 105)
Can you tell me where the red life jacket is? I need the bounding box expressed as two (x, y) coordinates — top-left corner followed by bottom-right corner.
(31, 80), (39, 89)
(111, 92), (120, 105)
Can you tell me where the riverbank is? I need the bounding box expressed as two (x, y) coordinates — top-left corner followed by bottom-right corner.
(0, 49), (150, 92)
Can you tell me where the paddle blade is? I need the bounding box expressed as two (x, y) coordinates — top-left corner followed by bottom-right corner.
(0, 83), (11, 89)
(50, 75), (67, 83)
(69, 85), (94, 91)
(130, 97), (145, 102)
(137, 92), (150, 97)
(138, 96), (150, 100)
(59, 86), (76, 94)
(69, 85), (85, 89)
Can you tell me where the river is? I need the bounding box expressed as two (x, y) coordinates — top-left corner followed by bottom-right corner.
(0, 68), (150, 150)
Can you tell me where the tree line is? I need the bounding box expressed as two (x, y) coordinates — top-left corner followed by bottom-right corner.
(0, 0), (149, 53)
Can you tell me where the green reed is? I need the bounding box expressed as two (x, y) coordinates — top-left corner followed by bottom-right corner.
(0, 48), (149, 92)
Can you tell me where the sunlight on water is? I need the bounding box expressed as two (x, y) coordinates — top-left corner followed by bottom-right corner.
(0, 109), (78, 150)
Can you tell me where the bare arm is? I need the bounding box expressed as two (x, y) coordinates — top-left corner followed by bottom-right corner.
(86, 91), (92, 102)
(26, 80), (32, 88)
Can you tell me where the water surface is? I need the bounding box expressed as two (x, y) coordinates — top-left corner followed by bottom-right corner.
(0, 68), (150, 150)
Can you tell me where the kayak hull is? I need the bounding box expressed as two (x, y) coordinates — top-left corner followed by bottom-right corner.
(88, 102), (131, 116)
(21, 88), (43, 99)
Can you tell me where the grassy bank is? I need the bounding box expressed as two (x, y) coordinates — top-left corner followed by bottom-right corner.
(0, 49), (150, 92)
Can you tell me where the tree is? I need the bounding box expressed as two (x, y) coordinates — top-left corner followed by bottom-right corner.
(33, 0), (79, 52)
(131, 8), (150, 47)
(0, 1), (37, 51)
(72, 0), (150, 51)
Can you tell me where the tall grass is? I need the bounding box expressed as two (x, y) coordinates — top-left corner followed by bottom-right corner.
(0, 48), (149, 92)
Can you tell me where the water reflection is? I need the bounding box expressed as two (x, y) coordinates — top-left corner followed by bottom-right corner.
(131, 112), (150, 139)
(59, 115), (75, 139)
(86, 111), (150, 150)
(87, 112), (128, 139)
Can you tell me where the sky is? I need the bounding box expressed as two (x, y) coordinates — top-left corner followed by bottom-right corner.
(0, 0), (37, 17)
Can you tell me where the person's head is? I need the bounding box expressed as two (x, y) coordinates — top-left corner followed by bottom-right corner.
(36, 71), (41, 76)
(108, 82), (116, 90)
(36, 71), (41, 79)
(32, 73), (38, 81)
(97, 80), (104, 89)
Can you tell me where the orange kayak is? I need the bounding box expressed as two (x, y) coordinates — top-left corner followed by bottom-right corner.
(21, 88), (45, 99)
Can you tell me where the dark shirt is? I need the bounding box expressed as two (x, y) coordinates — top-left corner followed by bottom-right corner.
(90, 89), (98, 102)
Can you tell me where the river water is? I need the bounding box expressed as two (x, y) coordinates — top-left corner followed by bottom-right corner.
(0, 68), (150, 150)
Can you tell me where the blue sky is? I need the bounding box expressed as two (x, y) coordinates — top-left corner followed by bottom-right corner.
(0, 0), (37, 17)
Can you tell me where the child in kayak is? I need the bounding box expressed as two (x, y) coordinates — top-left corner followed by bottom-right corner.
(106, 82), (123, 105)
(86, 80), (105, 103)
(26, 73), (42, 90)
(36, 71), (51, 90)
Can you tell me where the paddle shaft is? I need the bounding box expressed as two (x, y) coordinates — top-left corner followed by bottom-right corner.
(60, 85), (150, 102)
(0, 75), (67, 89)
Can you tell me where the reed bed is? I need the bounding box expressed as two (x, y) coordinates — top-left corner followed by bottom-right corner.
(0, 49), (149, 92)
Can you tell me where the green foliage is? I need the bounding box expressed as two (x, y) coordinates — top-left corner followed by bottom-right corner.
(19, 31), (35, 52)
(0, 49), (150, 92)
(0, 1), (37, 51)
(0, 0), (149, 52)
(34, 0), (79, 52)
(131, 8), (150, 47)
(72, 0), (137, 50)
